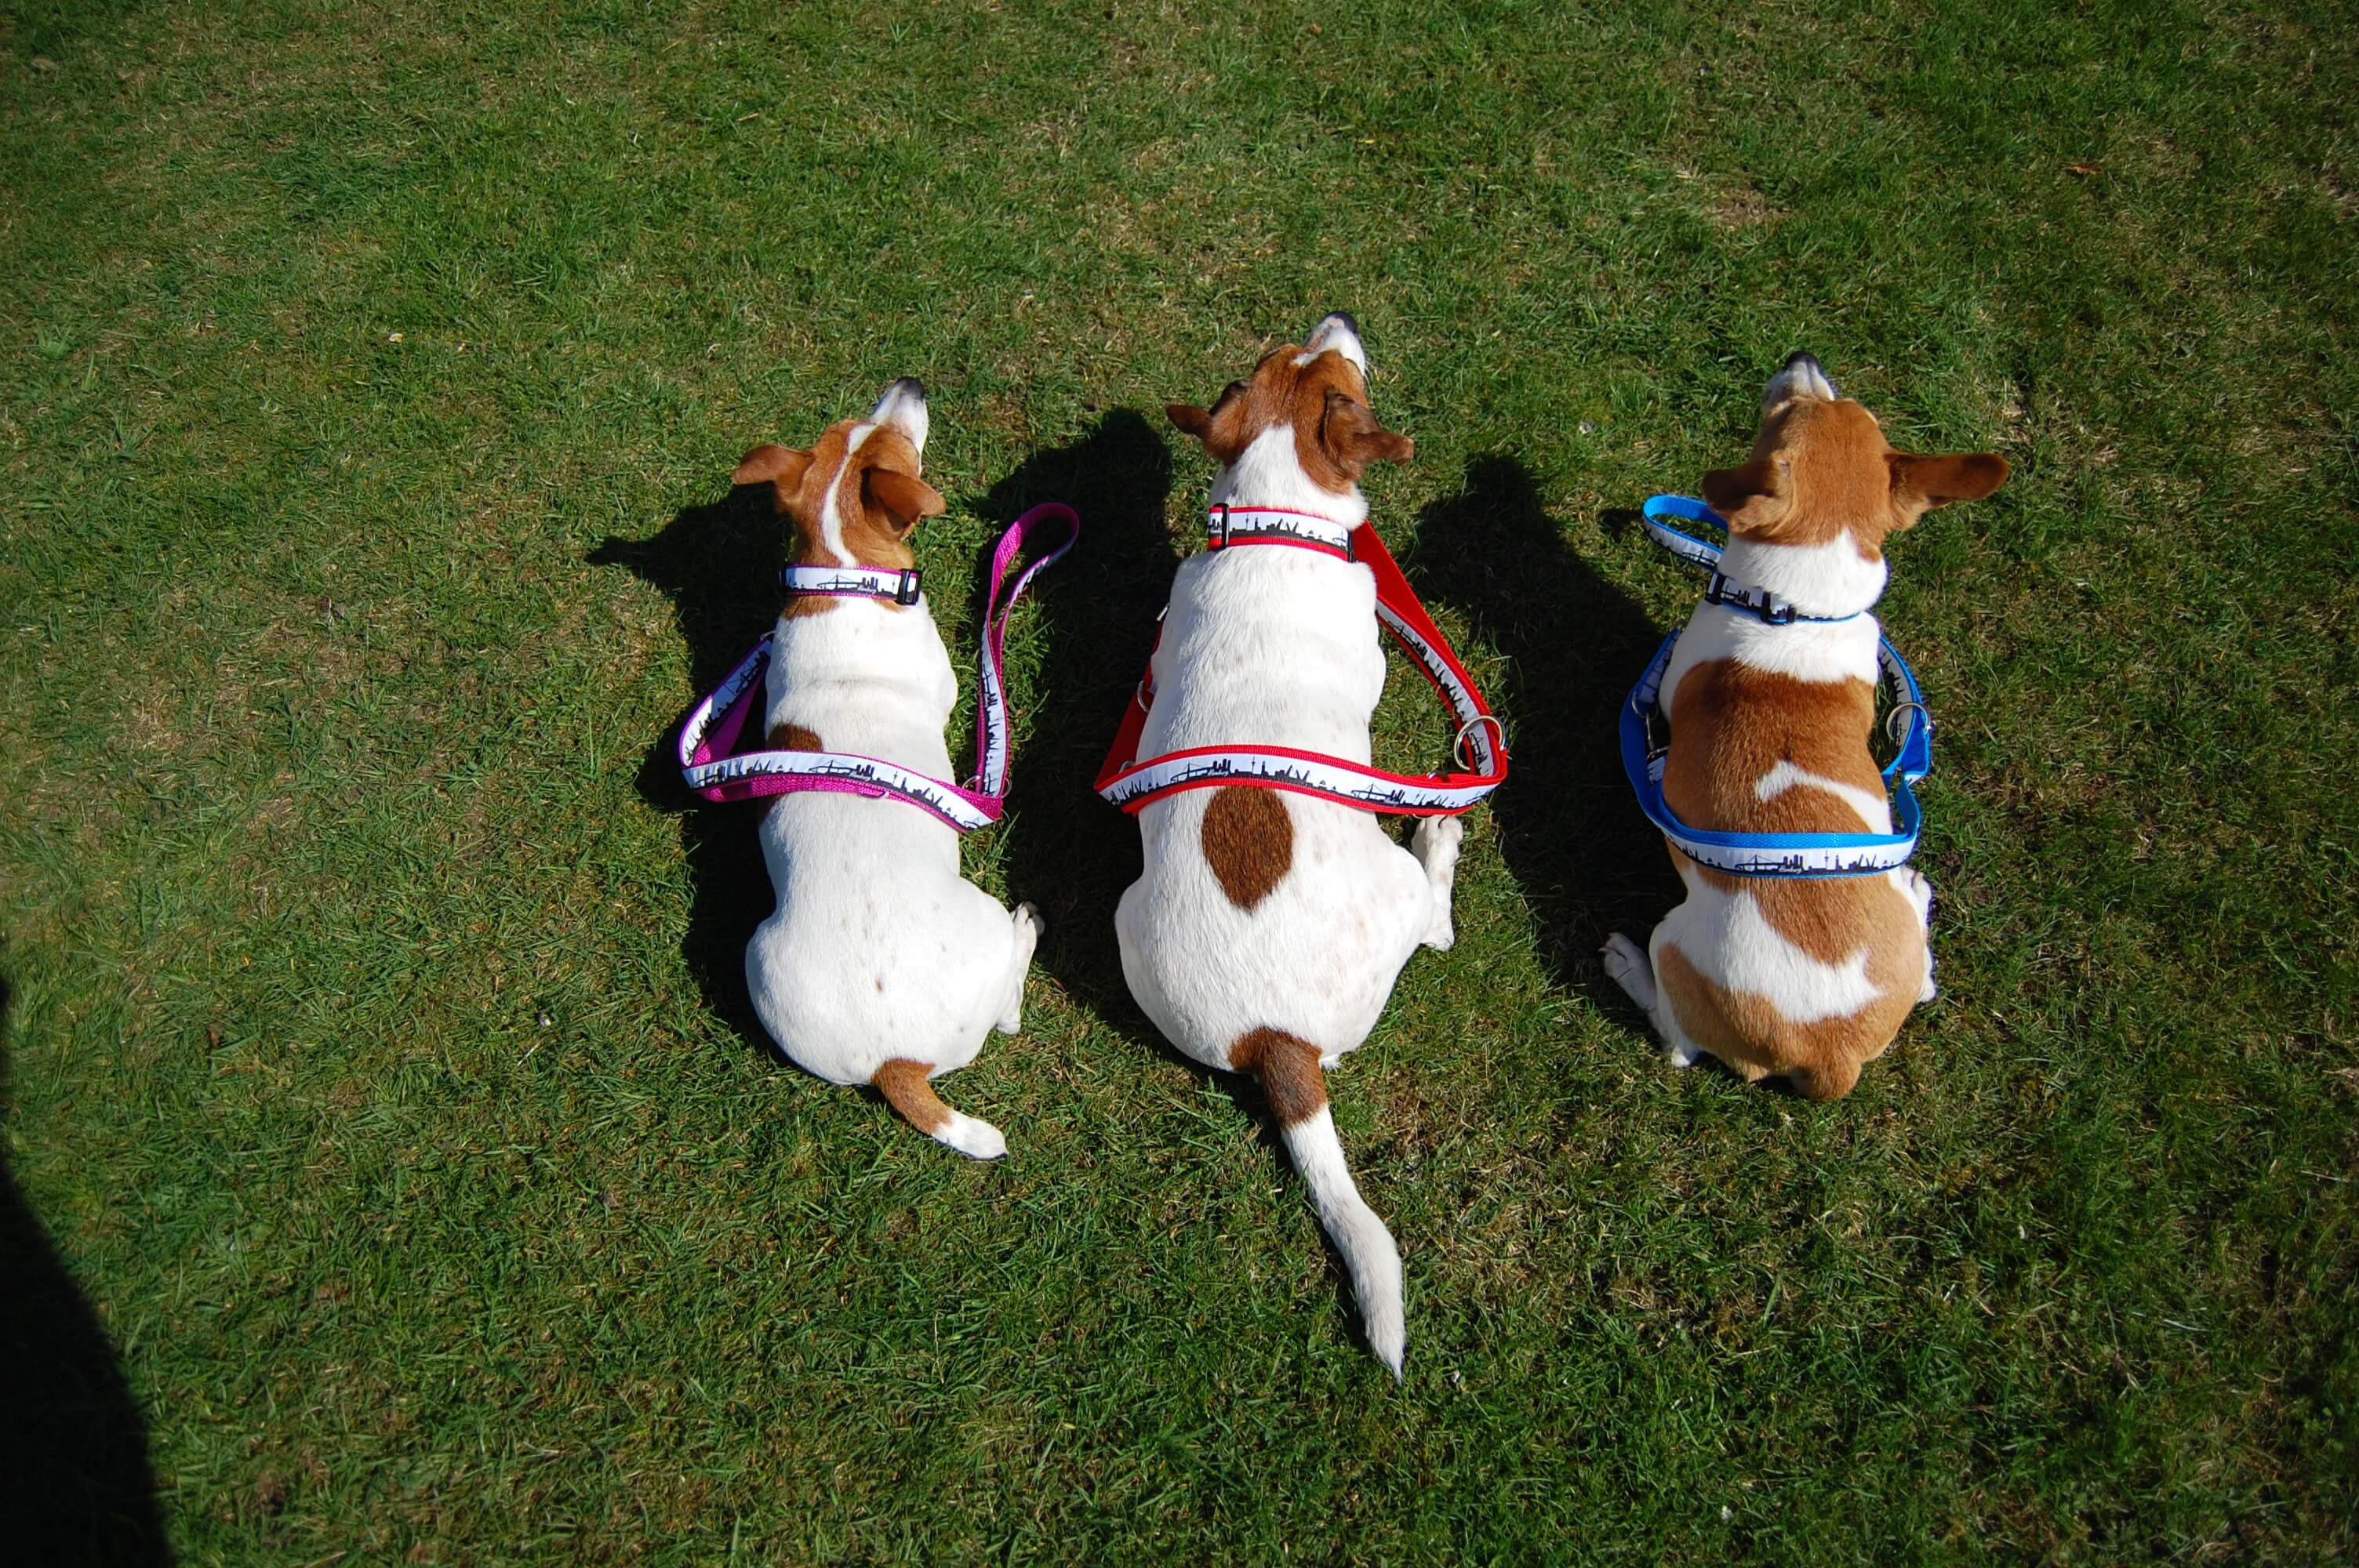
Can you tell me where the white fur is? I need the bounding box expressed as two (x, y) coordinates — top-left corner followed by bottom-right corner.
(1661, 598), (1881, 701)
(743, 386), (1034, 1160)
(1765, 352), (1839, 407)
(1118, 347), (1446, 1371)
(1753, 760), (1892, 833)
(1715, 532), (1888, 622)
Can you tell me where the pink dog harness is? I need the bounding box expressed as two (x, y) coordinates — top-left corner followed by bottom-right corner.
(678, 503), (1080, 831)
(1094, 505), (1509, 817)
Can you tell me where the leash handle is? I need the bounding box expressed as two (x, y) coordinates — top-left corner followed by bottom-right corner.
(972, 503), (1081, 797)
(678, 503), (1079, 830)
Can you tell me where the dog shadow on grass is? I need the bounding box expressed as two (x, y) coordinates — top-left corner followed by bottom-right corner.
(589, 485), (786, 1063)
(970, 408), (1176, 1033)
(0, 978), (173, 1565)
(1398, 456), (1678, 1000)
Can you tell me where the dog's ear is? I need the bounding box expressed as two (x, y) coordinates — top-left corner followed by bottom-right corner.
(861, 465), (947, 536)
(1889, 451), (2008, 524)
(1166, 403), (1214, 442)
(734, 443), (812, 498)
(1702, 457), (1788, 535)
(1318, 390), (1413, 477)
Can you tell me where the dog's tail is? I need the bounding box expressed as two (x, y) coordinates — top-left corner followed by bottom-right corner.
(872, 1058), (1007, 1160)
(1235, 1028), (1405, 1379)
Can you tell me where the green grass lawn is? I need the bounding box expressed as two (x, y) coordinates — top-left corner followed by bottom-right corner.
(2, 0), (2354, 1561)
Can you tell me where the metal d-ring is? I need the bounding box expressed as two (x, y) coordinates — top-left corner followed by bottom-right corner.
(1452, 713), (1506, 769)
(1885, 699), (1928, 750)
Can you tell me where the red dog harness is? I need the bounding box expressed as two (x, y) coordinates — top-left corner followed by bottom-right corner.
(1094, 505), (1509, 817)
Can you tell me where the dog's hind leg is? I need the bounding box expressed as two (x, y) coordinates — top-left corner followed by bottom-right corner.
(1603, 928), (1703, 1069)
(1410, 815), (1464, 950)
(873, 1058), (1007, 1160)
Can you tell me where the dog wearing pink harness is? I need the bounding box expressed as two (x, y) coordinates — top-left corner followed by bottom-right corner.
(713, 379), (1064, 1159)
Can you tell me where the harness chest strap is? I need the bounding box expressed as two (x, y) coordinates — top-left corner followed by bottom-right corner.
(677, 502), (1081, 830)
(1093, 506), (1509, 818)
(1624, 493), (1932, 878)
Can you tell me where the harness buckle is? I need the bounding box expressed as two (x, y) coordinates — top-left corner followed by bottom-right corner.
(895, 569), (922, 606)
(1209, 503), (1230, 550)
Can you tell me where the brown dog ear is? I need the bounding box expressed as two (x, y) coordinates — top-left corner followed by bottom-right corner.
(1890, 451), (2008, 514)
(734, 443), (812, 495)
(1166, 403), (1213, 441)
(861, 465), (947, 535)
(1702, 458), (1788, 533)
(1319, 390), (1414, 477)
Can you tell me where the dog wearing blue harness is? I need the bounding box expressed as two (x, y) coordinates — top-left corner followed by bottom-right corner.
(1601, 354), (2007, 1099)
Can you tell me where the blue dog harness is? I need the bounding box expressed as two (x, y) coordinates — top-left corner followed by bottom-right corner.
(1623, 495), (1932, 879)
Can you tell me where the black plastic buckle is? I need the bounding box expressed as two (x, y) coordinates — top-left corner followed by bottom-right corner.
(895, 569), (922, 606)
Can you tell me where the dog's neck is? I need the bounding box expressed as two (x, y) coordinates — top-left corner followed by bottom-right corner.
(1209, 426), (1369, 529)
(1715, 528), (1890, 622)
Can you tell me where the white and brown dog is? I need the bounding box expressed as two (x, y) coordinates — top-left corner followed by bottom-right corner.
(1603, 353), (2007, 1099)
(1117, 314), (1459, 1375)
(731, 379), (1040, 1158)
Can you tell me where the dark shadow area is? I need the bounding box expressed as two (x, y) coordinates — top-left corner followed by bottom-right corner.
(0, 978), (174, 1564)
(971, 409), (1178, 1031)
(1398, 457), (1681, 999)
(589, 488), (782, 1062)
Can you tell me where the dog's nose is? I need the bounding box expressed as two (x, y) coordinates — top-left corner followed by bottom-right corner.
(1765, 351), (1839, 406)
(886, 376), (925, 401)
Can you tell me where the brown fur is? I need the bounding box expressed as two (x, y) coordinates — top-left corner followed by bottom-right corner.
(1201, 787), (1294, 910)
(1652, 372), (2007, 1098)
(871, 1058), (951, 1134)
(1702, 397), (2007, 557)
(1229, 1026), (1327, 1127)
(768, 722), (824, 752)
(1166, 340), (1412, 489)
(733, 423), (946, 619)
(1654, 946), (1876, 1101)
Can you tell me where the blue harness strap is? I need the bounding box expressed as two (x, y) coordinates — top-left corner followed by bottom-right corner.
(1624, 495), (1933, 879)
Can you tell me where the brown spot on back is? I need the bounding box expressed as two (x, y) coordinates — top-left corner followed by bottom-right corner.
(1201, 787), (1293, 910)
(769, 722), (823, 752)
(871, 1058), (949, 1134)
(1229, 1027), (1327, 1127)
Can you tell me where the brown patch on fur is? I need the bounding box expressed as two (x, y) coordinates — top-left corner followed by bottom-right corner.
(734, 419), (946, 619)
(1166, 336), (1412, 492)
(871, 1058), (950, 1134)
(1201, 787), (1293, 910)
(768, 722), (823, 752)
(1701, 391), (2007, 557)
(1654, 943), (1889, 1102)
(1229, 1026), (1327, 1127)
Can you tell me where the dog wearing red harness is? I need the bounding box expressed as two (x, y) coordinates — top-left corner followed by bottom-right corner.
(729, 379), (1041, 1158)
(1115, 315), (1464, 1375)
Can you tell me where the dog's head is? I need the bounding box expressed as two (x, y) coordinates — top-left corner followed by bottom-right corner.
(733, 377), (947, 574)
(1702, 353), (2008, 557)
(1165, 314), (1414, 493)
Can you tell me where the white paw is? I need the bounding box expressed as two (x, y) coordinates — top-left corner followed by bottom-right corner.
(1412, 814), (1464, 866)
(936, 1112), (1007, 1160)
(1601, 932), (1657, 1012)
(1662, 1038), (1703, 1069)
(1013, 901), (1045, 939)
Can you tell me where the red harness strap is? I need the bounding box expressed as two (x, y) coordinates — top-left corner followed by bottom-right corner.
(1093, 510), (1509, 817)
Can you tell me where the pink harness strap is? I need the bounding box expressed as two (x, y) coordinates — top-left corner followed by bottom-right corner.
(678, 503), (1080, 830)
